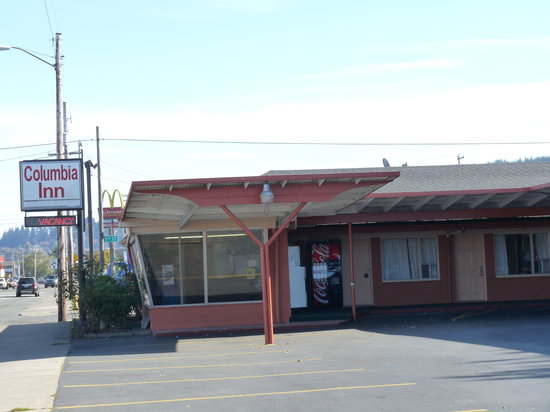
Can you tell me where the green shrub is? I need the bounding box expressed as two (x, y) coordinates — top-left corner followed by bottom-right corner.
(80, 262), (142, 331)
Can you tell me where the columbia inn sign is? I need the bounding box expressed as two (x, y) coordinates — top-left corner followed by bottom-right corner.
(20, 159), (84, 211)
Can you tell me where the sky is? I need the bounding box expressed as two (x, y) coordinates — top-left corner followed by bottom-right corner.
(1, 0), (550, 235)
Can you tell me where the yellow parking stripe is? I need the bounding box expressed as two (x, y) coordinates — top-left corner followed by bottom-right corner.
(451, 310), (494, 322)
(63, 357), (322, 374)
(64, 368), (365, 388)
(449, 410), (488, 412)
(69, 349), (290, 364)
(56, 382), (416, 409)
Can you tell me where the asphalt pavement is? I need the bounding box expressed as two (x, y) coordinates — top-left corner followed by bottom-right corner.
(0, 287), (72, 412)
(54, 307), (550, 411)
(2, 287), (550, 411)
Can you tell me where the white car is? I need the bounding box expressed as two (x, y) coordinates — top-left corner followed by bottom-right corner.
(0, 278), (7, 290)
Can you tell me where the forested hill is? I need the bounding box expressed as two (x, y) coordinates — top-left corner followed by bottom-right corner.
(0, 226), (57, 249)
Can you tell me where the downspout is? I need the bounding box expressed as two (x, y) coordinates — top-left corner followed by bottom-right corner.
(348, 223), (357, 321)
(274, 236), (280, 322)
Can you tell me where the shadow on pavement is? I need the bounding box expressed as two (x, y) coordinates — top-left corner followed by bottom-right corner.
(0, 322), (71, 363)
(352, 306), (550, 356)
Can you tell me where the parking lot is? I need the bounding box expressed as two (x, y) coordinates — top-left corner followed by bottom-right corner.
(53, 307), (550, 411)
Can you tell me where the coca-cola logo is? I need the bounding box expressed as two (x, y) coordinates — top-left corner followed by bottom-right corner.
(311, 243), (330, 263)
(313, 279), (328, 304)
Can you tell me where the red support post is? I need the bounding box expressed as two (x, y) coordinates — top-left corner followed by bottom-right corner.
(219, 202), (307, 345)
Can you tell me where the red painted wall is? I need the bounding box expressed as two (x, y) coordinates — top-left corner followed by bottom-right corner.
(148, 302), (264, 332)
(484, 234), (550, 301)
(371, 236), (452, 306)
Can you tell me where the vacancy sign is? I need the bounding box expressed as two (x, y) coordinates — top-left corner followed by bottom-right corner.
(20, 159), (84, 211)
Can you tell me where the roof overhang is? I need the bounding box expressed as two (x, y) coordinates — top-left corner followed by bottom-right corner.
(298, 184), (550, 226)
(122, 171), (400, 229)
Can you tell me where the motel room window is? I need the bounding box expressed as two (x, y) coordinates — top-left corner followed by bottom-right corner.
(381, 237), (439, 281)
(138, 230), (262, 305)
(494, 233), (550, 276)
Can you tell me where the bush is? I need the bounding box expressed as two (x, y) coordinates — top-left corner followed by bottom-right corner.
(79, 262), (142, 331)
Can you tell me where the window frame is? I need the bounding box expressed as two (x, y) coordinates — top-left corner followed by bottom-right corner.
(494, 232), (550, 278)
(135, 228), (266, 306)
(380, 236), (440, 283)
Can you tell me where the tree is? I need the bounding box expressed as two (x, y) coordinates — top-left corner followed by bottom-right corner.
(23, 247), (53, 279)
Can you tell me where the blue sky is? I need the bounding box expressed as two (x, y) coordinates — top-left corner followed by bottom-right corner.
(1, 0), (550, 234)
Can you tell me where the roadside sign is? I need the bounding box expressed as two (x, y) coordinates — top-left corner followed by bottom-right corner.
(102, 207), (124, 220)
(20, 159), (84, 211)
(25, 215), (77, 227)
(103, 220), (120, 229)
(104, 235), (119, 243)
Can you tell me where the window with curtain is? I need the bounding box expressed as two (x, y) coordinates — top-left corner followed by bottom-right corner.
(494, 233), (550, 276)
(138, 229), (263, 305)
(381, 237), (439, 281)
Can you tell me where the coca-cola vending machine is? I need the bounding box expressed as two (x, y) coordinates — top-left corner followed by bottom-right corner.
(309, 241), (343, 308)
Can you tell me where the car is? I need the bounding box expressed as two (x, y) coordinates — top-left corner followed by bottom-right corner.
(44, 274), (58, 288)
(6, 278), (16, 289)
(0, 278), (7, 290)
(16, 277), (40, 297)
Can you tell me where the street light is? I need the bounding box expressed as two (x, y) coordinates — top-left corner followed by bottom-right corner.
(1, 34), (66, 321)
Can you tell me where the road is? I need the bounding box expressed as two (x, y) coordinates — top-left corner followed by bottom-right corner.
(0, 285), (71, 412)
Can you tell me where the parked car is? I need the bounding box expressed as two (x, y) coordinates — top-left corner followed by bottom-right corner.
(16, 277), (40, 297)
(0, 278), (7, 290)
(44, 274), (58, 288)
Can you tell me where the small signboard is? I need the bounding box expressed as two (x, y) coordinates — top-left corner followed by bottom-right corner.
(103, 220), (120, 229)
(104, 235), (119, 243)
(25, 215), (77, 227)
(102, 207), (124, 220)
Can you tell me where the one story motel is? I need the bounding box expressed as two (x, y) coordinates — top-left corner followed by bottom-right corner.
(120, 162), (550, 342)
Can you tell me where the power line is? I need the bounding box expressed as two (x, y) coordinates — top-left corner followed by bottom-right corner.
(43, 0), (55, 39)
(1, 137), (548, 153)
(98, 138), (550, 147)
(0, 139), (93, 152)
(0, 151), (53, 162)
(101, 160), (157, 179)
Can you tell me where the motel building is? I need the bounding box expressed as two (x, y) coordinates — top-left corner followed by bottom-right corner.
(121, 162), (550, 342)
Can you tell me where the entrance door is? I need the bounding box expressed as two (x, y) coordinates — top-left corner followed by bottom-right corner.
(454, 234), (487, 301)
(350, 238), (373, 306)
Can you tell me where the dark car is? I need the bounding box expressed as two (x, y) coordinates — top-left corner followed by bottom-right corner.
(16, 277), (40, 297)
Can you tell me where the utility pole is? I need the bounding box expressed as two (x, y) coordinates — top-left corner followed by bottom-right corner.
(85, 160), (96, 263)
(55, 33), (67, 322)
(97, 127), (104, 272)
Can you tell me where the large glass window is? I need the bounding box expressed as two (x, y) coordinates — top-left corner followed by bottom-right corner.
(138, 230), (262, 305)
(207, 231), (262, 303)
(494, 233), (550, 276)
(381, 237), (439, 281)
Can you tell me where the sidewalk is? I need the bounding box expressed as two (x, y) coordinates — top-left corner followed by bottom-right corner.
(0, 296), (71, 412)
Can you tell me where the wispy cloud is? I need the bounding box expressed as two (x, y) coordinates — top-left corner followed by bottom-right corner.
(299, 58), (464, 80)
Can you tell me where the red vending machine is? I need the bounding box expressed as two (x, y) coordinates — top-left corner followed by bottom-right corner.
(310, 241), (343, 308)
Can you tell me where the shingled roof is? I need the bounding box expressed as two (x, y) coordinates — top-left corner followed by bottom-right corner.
(265, 162), (550, 194)
(266, 162), (550, 215)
